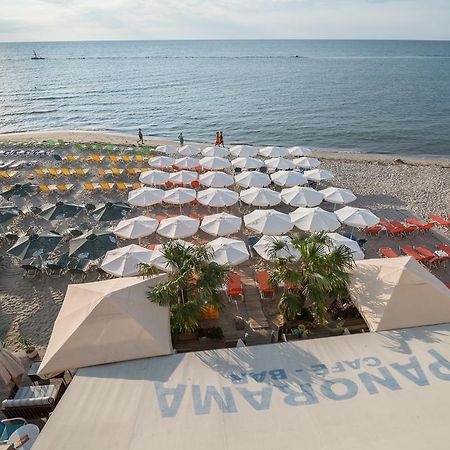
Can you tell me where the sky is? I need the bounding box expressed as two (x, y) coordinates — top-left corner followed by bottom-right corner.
(0, 0), (449, 42)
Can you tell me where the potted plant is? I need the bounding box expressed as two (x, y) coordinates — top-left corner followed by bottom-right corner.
(18, 336), (38, 359)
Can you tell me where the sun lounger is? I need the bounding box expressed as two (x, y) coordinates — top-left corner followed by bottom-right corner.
(135, 155), (145, 162)
(39, 185), (51, 193)
(116, 182), (128, 191)
(0, 417), (27, 443)
(66, 154), (77, 162)
(406, 217), (434, 231)
(122, 155), (132, 162)
(414, 246), (438, 264)
(75, 168), (88, 176)
(100, 182), (114, 191)
(379, 220), (405, 236)
(91, 155), (102, 162)
(127, 168), (138, 176)
(131, 183), (141, 189)
(226, 272), (243, 299)
(83, 183), (98, 191)
(400, 245), (426, 262)
(56, 184), (73, 192)
(97, 168), (107, 176)
(111, 168), (123, 176)
(34, 169), (46, 175)
(47, 168), (60, 176)
(379, 247), (399, 258)
(256, 271), (275, 299)
(429, 214), (450, 227)
(248, 236), (259, 257)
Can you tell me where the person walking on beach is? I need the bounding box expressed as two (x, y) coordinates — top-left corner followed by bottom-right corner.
(215, 131), (220, 146)
(219, 131), (224, 147)
(178, 132), (184, 146)
(137, 128), (144, 145)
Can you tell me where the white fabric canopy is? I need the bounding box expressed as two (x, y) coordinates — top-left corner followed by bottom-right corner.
(157, 215), (200, 238)
(197, 188), (239, 207)
(229, 145), (259, 157)
(163, 187), (196, 205)
(281, 186), (324, 207)
(37, 275), (172, 377)
(139, 170), (169, 186)
(34, 322), (450, 450)
(240, 187), (281, 207)
(234, 171), (271, 188)
(335, 206), (379, 228)
(259, 146), (288, 158)
(113, 216), (158, 239)
(325, 232), (365, 261)
(244, 209), (293, 235)
(0, 347), (24, 385)
(200, 213), (242, 236)
(270, 170), (307, 187)
(294, 157), (321, 169)
(349, 257), (450, 331)
(253, 235), (300, 260)
(321, 187), (357, 205)
(148, 241), (193, 272)
(304, 168), (334, 182)
(208, 237), (249, 266)
(174, 157), (200, 169)
(290, 207), (340, 232)
(177, 145), (200, 156)
(128, 187), (164, 206)
(156, 145), (177, 155)
(231, 157), (264, 169)
(168, 170), (198, 185)
(287, 146), (312, 156)
(199, 156), (231, 170)
(265, 157), (295, 171)
(199, 171), (234, 188)
(202, 146), (229, 157)
(148, 156), (175, 168)
(101, 244), (153, 277)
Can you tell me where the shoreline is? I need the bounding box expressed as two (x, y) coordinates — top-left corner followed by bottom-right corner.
(0, 130), (449, 168)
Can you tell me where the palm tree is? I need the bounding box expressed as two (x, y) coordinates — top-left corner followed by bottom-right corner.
(267, 233), (354, 325)
(140, 240), (230, 335)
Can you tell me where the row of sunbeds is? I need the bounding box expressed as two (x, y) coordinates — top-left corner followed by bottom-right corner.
(379, 243), (450, 265)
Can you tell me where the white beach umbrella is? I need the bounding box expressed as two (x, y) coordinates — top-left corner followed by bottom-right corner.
(271, 170), (308, 187)
(325, 232), (365, 261)
(231, 157), (264, 169)
(253, 235), (300, 261)
(178, 145), (201, 156)
(288, 146), (312, 157)
(174, 157), (200, 170)
(265, 157), (295, 171)
(229, 145), (259, 157)
(290, 207), (340, 232)
(199, 171), (234, 188)
(113, 216), (158, 239)
(157, 215), (200, 239)
(259, 146), (288, 158)
(304, 168), (334, 182)
(199, 156), (231, 171)
(234, 171), (271, 188)
(200, 212), (242, 236)
(240, 187), (281, 207)
(281, 186), (324, 207)
(168, 170), (198, 185)
(101, 244), (152, 277)
(148, 156), (175, 168)
(156, 145), (178, 155)
(320, 187), (357, 205)
(197, 188), (239, 207)
(208, 237), (249, 266)
(202, 146), (229, 157)
(294, 157), (321, 170)
(244, 209), (293, 235)
(148, 240), (193, 272)
(128, 187), (164, 207)
(335, 206), (379, 228)
(163, 187), (196, 205)
(139, 170), (169, 186)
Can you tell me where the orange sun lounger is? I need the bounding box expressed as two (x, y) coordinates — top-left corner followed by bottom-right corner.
(226, 272), (243, 299)
(429, 214), (450, 227)
(379, 247), (399, 258)
(256, 271), (274, 298)
(400, 245), (426, 262)
(406, 217), (434, 231)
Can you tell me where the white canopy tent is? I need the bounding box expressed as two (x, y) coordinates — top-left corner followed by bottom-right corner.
(234, 171), (271, 188)
(349, 256), (450, 331)
(240, 187), (281, 207)
(229, 145), (259, 157)
(157, 215), (200, 239)
(290, 207), (340, 232)
(287, 146), (312, 156)
(128, 187), (164, 207)
(207, 237), (249, 266)
(200, 212), (242, 236)
(270, 170), (307, 187)
(294, 157), (320, 169)
(199, 171), (234, 188)
(156, 145), (178, 155)
(168, 171), (198, 185)
(325, 232), (365, 261)
(202, 146), (229, 157)
(281, 186), (324, 207)
(147, 241), (193, 272)
(113, 216), (159, 240)
(34, 322), (450, 450)
(139, 170), (169, 186)
(177, 145), (201, 156)
(174, 157), (200, 170)
(37, 275), (172, 378)
(231, 157), (264, 170)
(258, 146), (288, 158)
(199, 156), (231, 170)
(197, 188), (239, 208)
(335, 206), (380, 228)
(148, 156), (175, 169)
(100, 244), (153, 277)
(265, 157), (294, 171)
(253, 235), (300, 260)
(244, 209), (293, 235)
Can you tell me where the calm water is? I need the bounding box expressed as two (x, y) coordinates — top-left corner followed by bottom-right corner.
(0, 40), (450, 157)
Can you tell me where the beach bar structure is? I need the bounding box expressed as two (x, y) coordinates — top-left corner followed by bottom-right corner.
(33, 323), (450, 449)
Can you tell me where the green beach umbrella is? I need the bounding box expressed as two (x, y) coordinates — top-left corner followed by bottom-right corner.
(0, 206), (20, 225)
(1, 183), (36, 200)
(69, 229), (118, 260)
(39, 202), (84, 221)
(8, 232), (63, 260)
(91, 202), (131, 222)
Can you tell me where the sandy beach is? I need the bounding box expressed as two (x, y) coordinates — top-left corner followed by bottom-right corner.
(0, 130), (449, 353)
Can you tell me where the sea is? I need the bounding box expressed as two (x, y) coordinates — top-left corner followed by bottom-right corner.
(0, 40), (450, 158)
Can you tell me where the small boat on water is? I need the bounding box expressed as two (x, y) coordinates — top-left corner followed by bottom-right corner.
(31, 50), (45, 60)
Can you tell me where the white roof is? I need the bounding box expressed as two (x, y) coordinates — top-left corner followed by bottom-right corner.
(34, 323), (450, 450)
(349, 256), (450, 331)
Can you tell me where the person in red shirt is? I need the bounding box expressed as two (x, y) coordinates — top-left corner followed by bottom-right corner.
(215, 131), (220, 146)
(219, 131), (224, 147)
